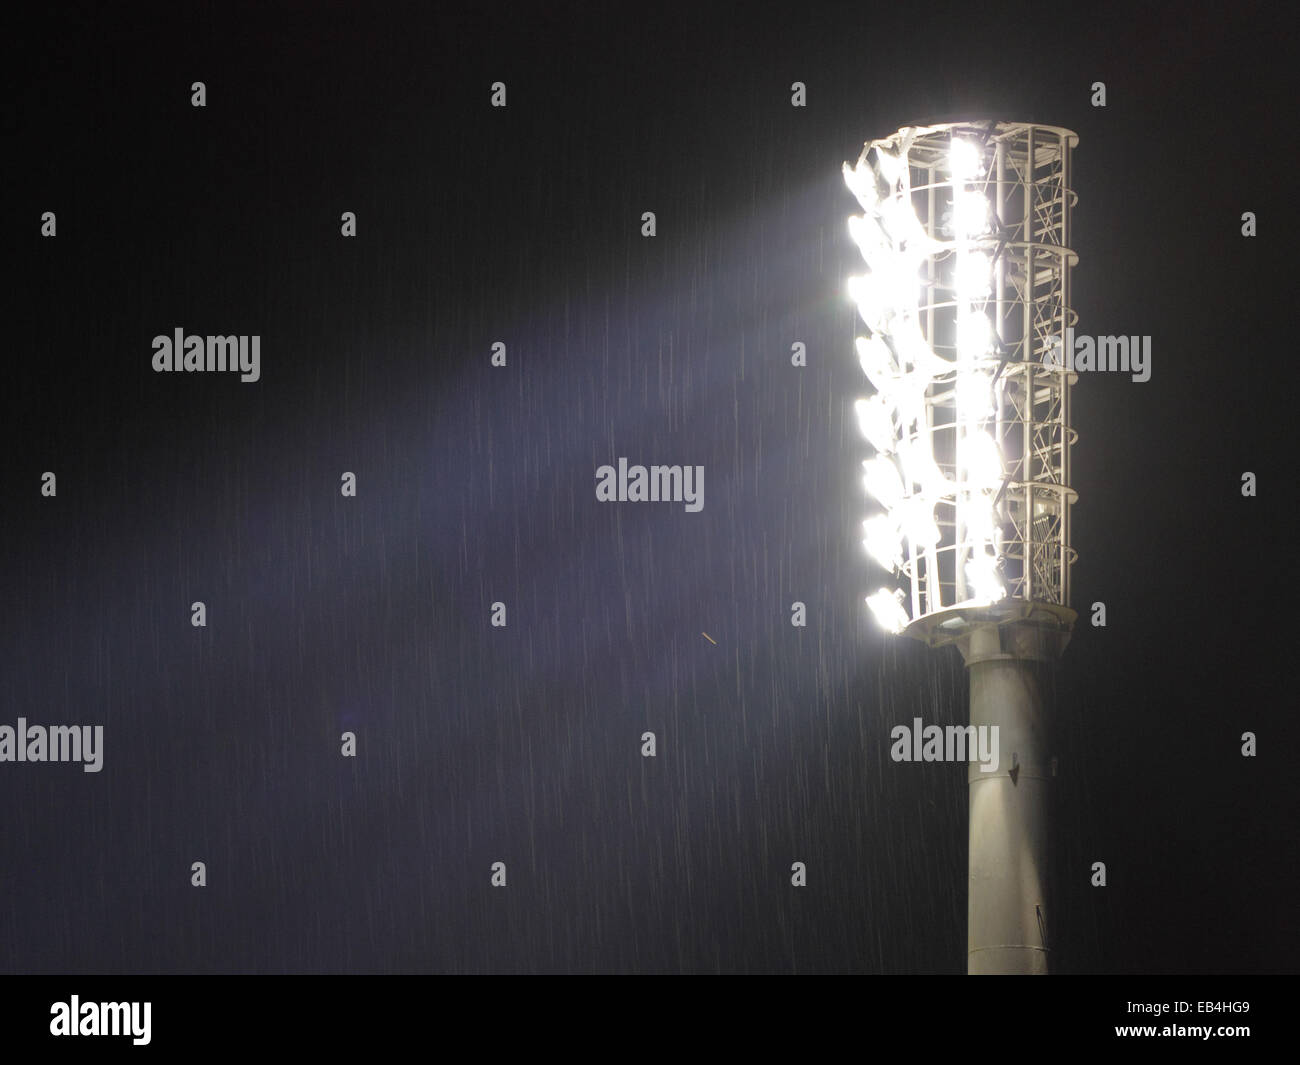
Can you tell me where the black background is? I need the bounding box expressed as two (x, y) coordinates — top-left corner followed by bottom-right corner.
(6, 0), (1296, 975)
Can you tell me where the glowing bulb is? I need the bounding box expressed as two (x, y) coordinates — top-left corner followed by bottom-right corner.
(965, 552), (1006, 603)
(891, 318), (953, 379)
(866, 587), (910, 634)
(854, 396), (897, 454)
(862, 456), (904, 508)
(856, 334), (896, 383)
(898, 437), (952, 499)
(956, 370), (995, 420)
(898, 497), (941, 548)
(956, 311), (993, 358)
(963, 498), (997, 545)
(877, 195), (935, 254)
(873, 145), (905, 187)
(862, 515), (903, 572)
(842, 160), (882, 212)
(954, 252), (992, 299)
(847, 275), (891, 334)
(849, 269), (919, 334)
(860, 328), (950, 388)
(847, 214), (891, 266)
(846, 274), (873, 315)
(951, 189), (990, 237)
(949, 138), (982, 183)
(961, 431), (1004, 492)
(857, 340), (930, 431)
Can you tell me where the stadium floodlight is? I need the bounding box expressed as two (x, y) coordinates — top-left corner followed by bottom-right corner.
(862, 515), (904, 572)
(861, 455), (905, 509)
(866, 587), (910, 634)
(853, 396), (897, 454)
(845, 121), (1080, 975)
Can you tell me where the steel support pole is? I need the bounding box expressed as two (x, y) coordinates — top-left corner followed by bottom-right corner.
(959, 619), (1063, 975)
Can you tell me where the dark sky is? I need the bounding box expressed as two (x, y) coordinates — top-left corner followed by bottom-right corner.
(5, 0), (1296, 974)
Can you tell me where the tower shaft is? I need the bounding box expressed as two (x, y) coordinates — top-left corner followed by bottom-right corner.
(959, 616), (1067, 974)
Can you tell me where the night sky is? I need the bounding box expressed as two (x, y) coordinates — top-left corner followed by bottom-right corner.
(6, 0), (1296, 975)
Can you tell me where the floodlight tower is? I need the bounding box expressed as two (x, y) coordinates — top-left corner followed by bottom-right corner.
(845, 122), (1079, 974)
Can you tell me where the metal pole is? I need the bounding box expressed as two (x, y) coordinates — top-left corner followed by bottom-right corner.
(961, 620), (1058, 974)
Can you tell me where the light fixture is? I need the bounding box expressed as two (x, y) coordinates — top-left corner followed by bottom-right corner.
(843, 121), (1081, 976)
(861, 456), (904, 509)
(866, 587), (909, 634)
